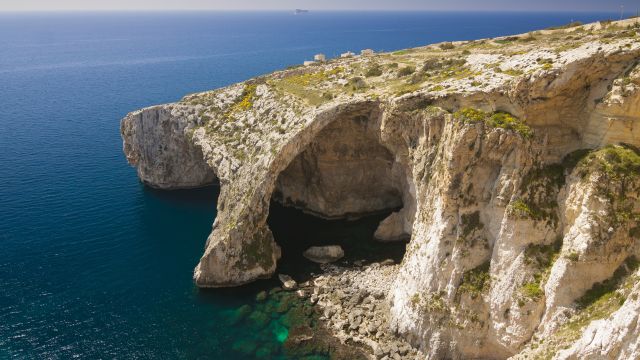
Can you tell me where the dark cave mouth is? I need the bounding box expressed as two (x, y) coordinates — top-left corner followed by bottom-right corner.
(266, 114), (409, 280)
(267, 200), (408, 281)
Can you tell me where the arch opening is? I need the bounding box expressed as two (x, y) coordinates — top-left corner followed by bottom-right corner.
(267, 112), (411, 277)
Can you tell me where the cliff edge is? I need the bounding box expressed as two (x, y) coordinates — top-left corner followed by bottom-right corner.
(122, 19), (640, 359)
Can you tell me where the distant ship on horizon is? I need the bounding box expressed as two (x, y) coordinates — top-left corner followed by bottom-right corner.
(294, 9), (309, 14)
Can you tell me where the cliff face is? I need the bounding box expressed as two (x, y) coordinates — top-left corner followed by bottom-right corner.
(122, 19), (640, 359)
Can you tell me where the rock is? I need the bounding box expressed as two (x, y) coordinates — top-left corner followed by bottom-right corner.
(374, 211), (409, 242)
(255, 290), (267, 302)
(296, 289), (306, 298)
(278, 274), (297, 290)
(303, 245), (345, 264)
(380, 259), (394, 266)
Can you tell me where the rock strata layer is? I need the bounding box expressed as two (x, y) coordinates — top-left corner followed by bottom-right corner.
(122, 19), (640, 359)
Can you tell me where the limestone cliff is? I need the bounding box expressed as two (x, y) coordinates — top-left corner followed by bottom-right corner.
(122, 19), (640, 359)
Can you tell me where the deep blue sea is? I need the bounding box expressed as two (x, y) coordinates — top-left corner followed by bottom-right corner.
(0, 11), (616, 359)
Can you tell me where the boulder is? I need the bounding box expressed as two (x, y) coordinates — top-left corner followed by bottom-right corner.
(278, 274), (297, 290)
(303, 245), (345, 264)
(374, 211), (409, 242)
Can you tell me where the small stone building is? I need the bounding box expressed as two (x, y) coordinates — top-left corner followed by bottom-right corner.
(361, 49), (375, 56)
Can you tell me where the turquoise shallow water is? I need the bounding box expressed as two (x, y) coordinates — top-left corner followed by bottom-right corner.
(0, 11), (616, 359)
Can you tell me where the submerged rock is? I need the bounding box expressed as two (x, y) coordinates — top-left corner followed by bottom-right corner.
(256, 290), (268, 302)
(303, 246), (345, 264)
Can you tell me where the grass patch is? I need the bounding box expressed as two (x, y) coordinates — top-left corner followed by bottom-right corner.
(521, 282), (544, 300)
(275, 67), (343, 106)
(546, 21), (583, 30)
(392, 49), (410, 56)
(454, 108), (533, 138)
(502, 68), (524, 76)
(458, 261), (491, 300)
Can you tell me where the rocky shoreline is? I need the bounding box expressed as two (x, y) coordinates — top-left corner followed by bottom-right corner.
(277, 260), (423, 359)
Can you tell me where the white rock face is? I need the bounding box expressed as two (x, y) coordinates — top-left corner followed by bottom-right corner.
(121, 19), (640, 359)
(121, 106), (216, 188)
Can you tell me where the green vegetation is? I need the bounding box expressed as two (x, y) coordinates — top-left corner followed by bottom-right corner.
(513, 163), (567, 226)
(439, 42), (455, 50)
(527, 256), (639, 358)
(502, 68), (524, 76)
(230, 84), (257, 113)
(458, 261), (491, 299)
(454, 108), (533, 138)
(423, 292), (449, 313)
(521, 282), (544, 299)
(519, 239), (562, 302)
(546, 21), (583, 30)
(565, 251), (580, 262)
(576, 256), (639, 309)
(487, 112), (533, 138)
(511, 199), (541, 219)
(398, 66), (416, 77)
(572, 145), (640, 242)
(494, 36), (518, 45)
(365, 64), (383, 77)
(576, 144), (640, 180)
(392, 49), (410, 56)
(274, 67), (343, 106)
(454, 108), (487, 123)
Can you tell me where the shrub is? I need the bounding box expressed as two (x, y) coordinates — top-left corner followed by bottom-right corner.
(566, 252), (580, 261)
(398, 66), (416, 77)
(454, 109), (532, 138)
(454, 108), (487, 123)
(576, 144), (640, 179)
(439, 42), (455, 50)
(458, 261), (491, 299)
(365, 64), (383, 77)
(487, 112), (533, 138)
(521, 282), (544, 299)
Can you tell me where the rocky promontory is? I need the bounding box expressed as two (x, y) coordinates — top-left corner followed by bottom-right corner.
(122, 19), (640, 359)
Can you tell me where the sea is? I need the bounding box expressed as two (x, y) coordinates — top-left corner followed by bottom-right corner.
(0, 10), (616, 359)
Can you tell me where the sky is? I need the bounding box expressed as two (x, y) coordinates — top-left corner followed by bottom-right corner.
(0, 0), (636, 12)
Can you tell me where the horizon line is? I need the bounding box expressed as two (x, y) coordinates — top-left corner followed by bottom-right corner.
(0, 9), (624, 13)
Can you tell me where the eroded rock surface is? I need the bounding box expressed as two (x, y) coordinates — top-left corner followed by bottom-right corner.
(122, 19), (640, 359)
(303, 245), (345, 264)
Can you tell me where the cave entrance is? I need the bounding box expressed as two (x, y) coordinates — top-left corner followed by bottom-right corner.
(267, 112), (409, 279)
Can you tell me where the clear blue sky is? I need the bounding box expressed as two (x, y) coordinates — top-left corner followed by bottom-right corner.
(0, 0), (636, 12)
